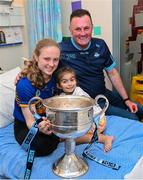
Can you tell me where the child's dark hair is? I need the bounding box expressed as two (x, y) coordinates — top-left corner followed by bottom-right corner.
(56, 66), (76, 84)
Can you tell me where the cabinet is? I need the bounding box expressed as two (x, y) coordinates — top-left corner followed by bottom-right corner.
(0, 0), (24, 46)
(0, 6), (24, 26)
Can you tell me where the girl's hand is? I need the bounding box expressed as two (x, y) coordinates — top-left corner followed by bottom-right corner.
(14, 72), (22, 85)
(38, 117), (53, 135)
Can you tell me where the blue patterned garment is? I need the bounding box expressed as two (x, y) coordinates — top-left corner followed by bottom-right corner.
(26, 0), (62, 55)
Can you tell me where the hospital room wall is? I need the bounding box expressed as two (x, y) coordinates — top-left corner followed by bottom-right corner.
(0, 0), (113, 90)
(1, 0), (140, 93)
(0, 0), (113, 73)
(0, 0), (28, 71)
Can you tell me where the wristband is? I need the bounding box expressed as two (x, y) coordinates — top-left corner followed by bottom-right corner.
(123, 98), (129, 103)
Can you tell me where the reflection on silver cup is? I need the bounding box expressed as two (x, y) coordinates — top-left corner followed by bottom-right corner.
(29, 95), (109, 178)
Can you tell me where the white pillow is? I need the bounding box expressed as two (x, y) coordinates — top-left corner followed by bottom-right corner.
(0, 67), (21, 128)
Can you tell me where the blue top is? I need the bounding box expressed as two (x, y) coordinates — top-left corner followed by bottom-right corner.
(13, 77), (57, 122)
(59, 37), (116, 98)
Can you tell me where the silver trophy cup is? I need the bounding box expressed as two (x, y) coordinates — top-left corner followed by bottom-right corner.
(28, 95), (109, 178)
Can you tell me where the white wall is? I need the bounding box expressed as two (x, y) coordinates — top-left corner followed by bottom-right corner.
(0, 0), (28, 71)
(82, 0), (113, 51)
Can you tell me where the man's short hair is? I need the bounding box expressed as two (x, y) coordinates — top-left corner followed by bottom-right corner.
(70, 9), (92, 24)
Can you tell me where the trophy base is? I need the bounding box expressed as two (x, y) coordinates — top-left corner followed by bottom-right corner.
(53, 153), (88, 178)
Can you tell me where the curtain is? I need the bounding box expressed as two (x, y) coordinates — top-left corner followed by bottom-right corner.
(26, 0), (62, 55)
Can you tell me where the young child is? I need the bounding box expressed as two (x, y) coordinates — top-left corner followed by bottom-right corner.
(56, 66), (114, 152)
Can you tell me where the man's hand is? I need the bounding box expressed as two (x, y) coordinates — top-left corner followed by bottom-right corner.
(125, 100), (138, 113)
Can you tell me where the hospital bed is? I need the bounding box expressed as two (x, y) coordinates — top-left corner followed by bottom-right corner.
(0, 67), (143, 179)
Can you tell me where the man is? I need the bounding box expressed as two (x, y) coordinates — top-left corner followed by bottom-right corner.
(59, 9), (143, 120)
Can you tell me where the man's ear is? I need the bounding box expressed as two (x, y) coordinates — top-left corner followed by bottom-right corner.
(69, 25), (72, 35)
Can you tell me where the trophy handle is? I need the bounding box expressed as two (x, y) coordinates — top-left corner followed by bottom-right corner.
(28, 96), (43, 115)
(94, 94), (109, 117)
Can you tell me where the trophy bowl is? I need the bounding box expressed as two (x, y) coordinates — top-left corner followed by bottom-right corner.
(43, 95), (94, 138)
(43, 95), (94, 178)
(28, 95), (109, 178)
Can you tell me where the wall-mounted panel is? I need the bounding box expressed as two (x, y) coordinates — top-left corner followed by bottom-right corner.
(0, 5), (24, 26)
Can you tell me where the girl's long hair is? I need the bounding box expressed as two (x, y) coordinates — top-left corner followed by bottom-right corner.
(21, 38), (60, 89)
